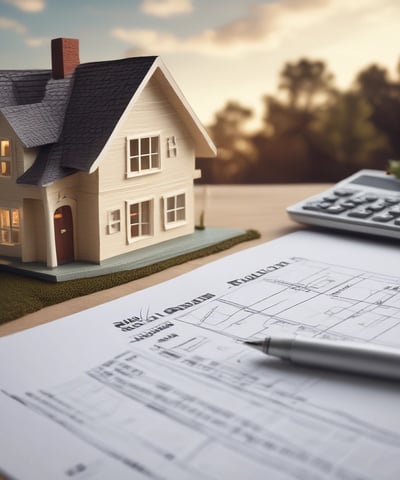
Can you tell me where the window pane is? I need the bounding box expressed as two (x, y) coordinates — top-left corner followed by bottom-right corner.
(141, 137), (150, 155)
(11, 209), (19, 227)
(177, 194), (185, 208)
(110, 210), (120, 222)
(130, 139), (139, 157)
(167, 197), (175, 210)
(0, 210), (10, 227)
(0, 140), (10, 157)
(151, 136), (159, 153)
(142, 155), (150, 170)
(167, 211), (175, 223)
(130, 157), (139, 172)
(177, 209), (185, 221)
(150, 153), (159, 169)
(142, 201), (150, 222)
(131, 224), (139, 237)
(0, 230), (10, 243)
(0, 160), (10, 176)
(130, 203), (139, 220)
(142, 223), (150, 235)
(11, 230), (20, 243)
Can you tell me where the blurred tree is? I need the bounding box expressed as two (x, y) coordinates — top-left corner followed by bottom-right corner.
(255, 59), (337, 182)
(200, 57), (398, 185)
(356, 64), (400, 155)
(278, 58), (336, 111)
(316, 91), (390, 178)
(202, 101), (257, 183)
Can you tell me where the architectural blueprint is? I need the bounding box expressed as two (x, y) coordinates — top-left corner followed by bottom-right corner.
(1, 231), (400, 479)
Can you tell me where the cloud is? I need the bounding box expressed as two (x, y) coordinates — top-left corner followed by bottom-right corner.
(112, 0), (333, 56)
(24, 36), (48, 47)
(0, 16), (27, 34)
(2, 0), (45, 12)
(112, 0), (397, 57)
(141, 0), (193, 17)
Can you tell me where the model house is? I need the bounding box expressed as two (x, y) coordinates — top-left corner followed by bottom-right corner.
(0, 38), (216, 267)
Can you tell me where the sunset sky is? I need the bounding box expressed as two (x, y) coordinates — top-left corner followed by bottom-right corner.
(1, 0), (400, 129)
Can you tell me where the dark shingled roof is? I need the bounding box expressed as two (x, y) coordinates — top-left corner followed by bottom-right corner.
(2, 76), (73, 148)
(13, 56), (158, 186)
(0, 70), (51, 107)
(60, 56), (157, 170)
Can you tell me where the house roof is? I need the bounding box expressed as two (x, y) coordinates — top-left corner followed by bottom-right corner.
(0, 70), (51, 106)
(0, 55), (216, 187)
(2, 76), (73, 148)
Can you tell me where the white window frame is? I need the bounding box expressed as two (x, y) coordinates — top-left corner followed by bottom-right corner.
(126, 197), (154, 243)
(107, 209), (121, 235)
(0, 207), (20, 245)
(167, 136), (177, 158)
(126, 133), (161, 178)
(163, 191), (187, 230)
(0, 139), (11, 178)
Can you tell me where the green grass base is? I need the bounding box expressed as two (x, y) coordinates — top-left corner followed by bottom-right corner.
(0, 229), (260, 326)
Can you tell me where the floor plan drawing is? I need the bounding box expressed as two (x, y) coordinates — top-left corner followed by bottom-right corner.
(174, 257), (400, 348)
(2, 232), (400, 480)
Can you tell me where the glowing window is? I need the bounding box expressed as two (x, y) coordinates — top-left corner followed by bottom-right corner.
(0, 140), (11, 177)
(127, 199), (153, 241)
(0, 208), (20, 244)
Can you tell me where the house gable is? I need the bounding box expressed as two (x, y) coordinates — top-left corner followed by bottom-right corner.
(89, 58), (216, 175)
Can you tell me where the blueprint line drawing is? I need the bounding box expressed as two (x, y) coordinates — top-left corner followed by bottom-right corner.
(174, 257), (400, 347)
(5, 346), (400, 480)
(2, 233), (400, 480)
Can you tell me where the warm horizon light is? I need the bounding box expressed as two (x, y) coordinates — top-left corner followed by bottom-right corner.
(1, 0), (400, 129)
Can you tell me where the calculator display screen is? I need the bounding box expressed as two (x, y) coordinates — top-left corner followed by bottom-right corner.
(350, 174), (400, 192)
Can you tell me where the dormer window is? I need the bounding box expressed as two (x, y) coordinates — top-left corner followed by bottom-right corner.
(0, 140), (11, 177)
(127, 134), (160, 177)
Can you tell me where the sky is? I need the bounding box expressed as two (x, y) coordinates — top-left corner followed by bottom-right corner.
(1, 0), (400, 130)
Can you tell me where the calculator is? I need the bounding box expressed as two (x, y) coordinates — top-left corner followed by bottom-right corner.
(287, 169), (400, 240)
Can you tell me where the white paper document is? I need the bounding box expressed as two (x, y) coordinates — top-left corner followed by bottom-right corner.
(1, 231), (400, 480)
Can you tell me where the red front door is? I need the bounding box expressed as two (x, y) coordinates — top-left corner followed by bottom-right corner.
(54, 206), (74, 265)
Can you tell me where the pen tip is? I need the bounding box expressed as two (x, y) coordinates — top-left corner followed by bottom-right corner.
(243, 339), (264, 352)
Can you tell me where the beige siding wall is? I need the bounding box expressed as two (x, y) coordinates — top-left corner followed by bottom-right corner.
(22, 198), (46, 262)
(97, 75), (197, 261)
(76, 171), (100, 263)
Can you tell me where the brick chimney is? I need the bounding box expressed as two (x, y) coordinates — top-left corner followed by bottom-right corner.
(51, 38), (80, 79)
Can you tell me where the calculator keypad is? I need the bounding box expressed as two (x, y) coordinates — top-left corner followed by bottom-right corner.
(301, 189), (400, 228)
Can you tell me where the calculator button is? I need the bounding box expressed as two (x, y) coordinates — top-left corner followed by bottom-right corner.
(365, 201), (387, 212)
(322, 195), (338, 202)
(325, 205), (347, 214)
(394, 219), (400, 226)
(348, 196), (368, 205)
(347, 208), (373, 219)
(339, 200), (357, 208)
(333, 188), (357, 197)
(302, 203), (323, 211)
(388, 205), (400, 215)
(372, 213), (396, 223)
(384, 196), (400, 204)
(363, 194), (378, 202)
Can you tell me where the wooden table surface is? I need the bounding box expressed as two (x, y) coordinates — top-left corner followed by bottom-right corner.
(0, 184), (329, 337)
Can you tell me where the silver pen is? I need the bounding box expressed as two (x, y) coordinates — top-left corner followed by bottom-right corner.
(244, 336), (400, 381)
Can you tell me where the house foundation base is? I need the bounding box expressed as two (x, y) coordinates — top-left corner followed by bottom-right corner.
(0, 227), (255, 282)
